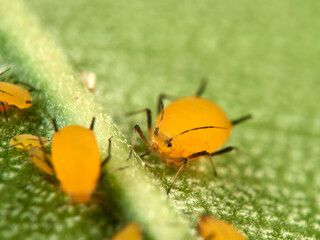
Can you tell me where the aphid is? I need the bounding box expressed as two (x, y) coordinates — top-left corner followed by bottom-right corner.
(111, 222), (142, 240)
(197, 215), (247, 240)
(10, 134), (49, 150)
(51, 118), (112, 203)
(28, 147), (54, 175)
(0, 68), (36, 121)
(128, 82), (251, 194)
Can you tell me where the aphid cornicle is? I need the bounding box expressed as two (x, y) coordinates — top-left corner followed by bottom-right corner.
(128, 82), (252, 194)
(0, 68), (36, 121)
(50, 118), (112, 203)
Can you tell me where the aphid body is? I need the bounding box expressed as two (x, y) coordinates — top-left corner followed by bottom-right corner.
(151, 96), (232, 166)
(51, 124), (101, 203)
(129, 82), (251, 194)
(0, 82), (32, 111)
(0, 68), (35, 120)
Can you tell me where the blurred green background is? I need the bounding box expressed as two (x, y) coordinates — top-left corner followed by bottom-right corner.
(0, 0), (319, 239)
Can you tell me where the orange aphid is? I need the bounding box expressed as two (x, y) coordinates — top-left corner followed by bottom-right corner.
(128, 82), (251, 194)
(10, 134), (49, 150)
(111, 222), (142, 240)
(197, 215), (247, 240)
(0, 68), (34, 121)
(151, 97), (232, 165)
(51, 118), (111, 203)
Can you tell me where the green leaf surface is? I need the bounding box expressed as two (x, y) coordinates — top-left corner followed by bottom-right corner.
(1, 0), (320, 239)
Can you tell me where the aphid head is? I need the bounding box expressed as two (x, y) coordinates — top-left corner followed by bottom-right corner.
(151, 130), (174, 154)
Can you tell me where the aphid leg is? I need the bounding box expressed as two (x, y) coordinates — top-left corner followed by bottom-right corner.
(211, 146), (236, 156)
(101, 136), (113, 168)
(0, 102), (8, 121)
(90, 117), (96, 130)
(127, 124), (150, 165)
(187, 150), (218, 177)
(13, 80), (38, 92)
(206, 152), (218, 177)
(139, 150), (151, 158)
(126, 108), (152, 138)
(99, 137), (129, 181)
(98, 172), (106, 183)
(157, 93), (175, 114)
(37, 135), (55, 173)
(0, 67), (11, 76)
(10, 105), (30, 121)
(167, 158), (188, 195)
(52, 119), (59, 132)
(195, 78), (207, 97)
(231, 114), (252, 126)
(154, 99), (164, 133)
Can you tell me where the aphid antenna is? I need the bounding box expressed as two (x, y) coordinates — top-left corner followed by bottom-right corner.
(13, 80), (39, 92)
(127, 108), (152, 139)
(195, 78), (208, 97)
(90, 117), (96, 130)
(165, 126), (226, 145)
(154, 99), (164, 136)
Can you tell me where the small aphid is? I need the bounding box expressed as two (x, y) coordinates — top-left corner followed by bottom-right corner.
(111, 222), (142, 240)
(197, 215), (247, 240)
(28, 147), (54, 175)
(51, 118), (111, 203)
(128, 81), (252, 194)
(0, 68), (36, 121)
(10, 134), (49, 150)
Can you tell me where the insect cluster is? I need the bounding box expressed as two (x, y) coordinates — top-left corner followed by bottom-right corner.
(2, 67), (250, 239)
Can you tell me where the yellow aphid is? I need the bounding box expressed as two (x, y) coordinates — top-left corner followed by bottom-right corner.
(128, 82), (251, 194)
(28, 147), (54, 175)
(152, 97), (232, 165)
(51, 118), (111, 203)
(197, 215), (247, 240)
(10, 134), (49, 150)
(111, 222), (142, 240)
(0, 68), (35, 121)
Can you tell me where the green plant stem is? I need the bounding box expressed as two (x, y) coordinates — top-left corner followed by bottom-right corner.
(0, 0), (195, 239)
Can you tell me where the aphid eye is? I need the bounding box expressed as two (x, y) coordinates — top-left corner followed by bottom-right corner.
(167, 142), (172, 147)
